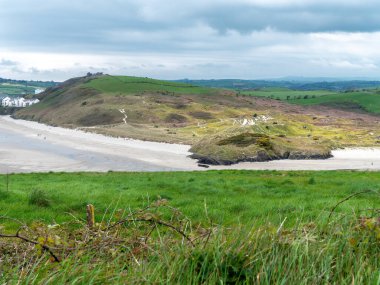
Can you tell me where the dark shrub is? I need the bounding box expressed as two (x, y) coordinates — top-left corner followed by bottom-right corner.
(189, 111), (214, 120)
(256, 136), (271, 148)
(29, 189), (51, 207)
(0, 190), (9, 200)
(173, 103), (187, 109)
(165, 113), (187, 124)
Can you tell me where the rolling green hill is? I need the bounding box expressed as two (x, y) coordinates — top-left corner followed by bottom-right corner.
(242, 88), (380, 115)
(177, 78), (380, 91)
(86, 75), (215, 95)
(290, 90), (380, 114)
(14, 74), (380, 165)
(181, 79), (380, 115)
(240, 88), (340, 100)
(0, 78), (57, 96)
(0, 82), (35, 96)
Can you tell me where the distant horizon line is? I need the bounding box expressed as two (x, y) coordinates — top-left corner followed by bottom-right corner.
(2, 74), (380, 83)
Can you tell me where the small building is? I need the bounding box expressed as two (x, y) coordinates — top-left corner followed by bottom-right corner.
(1, 96), (11, 107)
(0, 96), (40, 108)
(35, 88), (45, 95)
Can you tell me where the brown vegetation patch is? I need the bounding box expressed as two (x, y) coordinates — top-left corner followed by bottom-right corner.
(173, 103), (187, 109)
(320, 101), (366, 113)
(78, 109), (121, 126)
(189, 111), (214, 120)
(165, 113), (188, 124)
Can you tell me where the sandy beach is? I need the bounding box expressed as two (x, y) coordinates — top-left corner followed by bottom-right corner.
(1, 115), (380, 173)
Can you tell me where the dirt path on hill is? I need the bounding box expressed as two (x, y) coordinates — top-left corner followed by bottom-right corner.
(1, 115), (380, 173)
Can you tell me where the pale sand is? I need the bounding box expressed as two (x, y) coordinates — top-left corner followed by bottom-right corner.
(0, 115), (379, 173)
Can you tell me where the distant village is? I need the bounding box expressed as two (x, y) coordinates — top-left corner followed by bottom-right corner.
(0, 96), (40, 108)
(0, 88), (43, 108)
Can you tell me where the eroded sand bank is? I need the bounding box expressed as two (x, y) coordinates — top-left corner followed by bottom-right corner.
(1, 115), (379, 173)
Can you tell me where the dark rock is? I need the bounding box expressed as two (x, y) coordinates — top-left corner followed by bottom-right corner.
(189, 150), (332, 166)
(287, 151), (332, 160)
(198, 163), (210, 168)
(189, 154), (234, 165)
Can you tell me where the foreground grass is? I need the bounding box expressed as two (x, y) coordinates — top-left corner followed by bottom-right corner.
(2, 214), (380, 284)
(1, 170), (380, 284)
(1, 171), (380, 230)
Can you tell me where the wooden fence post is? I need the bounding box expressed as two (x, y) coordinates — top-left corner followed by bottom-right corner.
(86, 204), (95, 228)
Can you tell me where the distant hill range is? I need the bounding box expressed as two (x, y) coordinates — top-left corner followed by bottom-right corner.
(0, 77), (58, 87)
(0, 77), (59, 96)
(176, 79), (380, 91)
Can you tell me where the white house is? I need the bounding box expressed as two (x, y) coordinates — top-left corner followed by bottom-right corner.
(1, 96), (11, 107)
(0, 96), (40, 108)
(0, 96), (6, 105)
(35, 88), (45, 95)
(14, 97), (24, 107)
(27, 99), (40, 106)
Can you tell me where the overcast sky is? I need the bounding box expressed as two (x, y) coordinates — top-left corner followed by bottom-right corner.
(1, 0), (380, 81)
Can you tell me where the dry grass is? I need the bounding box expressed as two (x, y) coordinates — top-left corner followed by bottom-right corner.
(2, 196), (380, 284)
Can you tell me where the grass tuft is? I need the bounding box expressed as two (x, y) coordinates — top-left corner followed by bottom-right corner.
(0, 190), (10, 200)
(28, 189), (51, 208)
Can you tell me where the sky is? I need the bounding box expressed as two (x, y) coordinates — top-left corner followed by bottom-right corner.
(1, 0), (380, 81)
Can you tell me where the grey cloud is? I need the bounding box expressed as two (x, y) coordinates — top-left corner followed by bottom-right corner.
(1, 0), (380, 54)
(1, 0), (380, 81)
(198, 4), (380, 33)
(0, 59), (18, 66)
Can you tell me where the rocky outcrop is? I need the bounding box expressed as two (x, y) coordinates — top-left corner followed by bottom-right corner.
(189, 149), (332, 166)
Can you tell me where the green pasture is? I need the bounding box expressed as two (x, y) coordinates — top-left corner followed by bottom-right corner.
(1, 170), (379, 230)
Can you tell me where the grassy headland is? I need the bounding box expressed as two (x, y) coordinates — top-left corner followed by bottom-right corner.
(14, 74), (380, 165)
